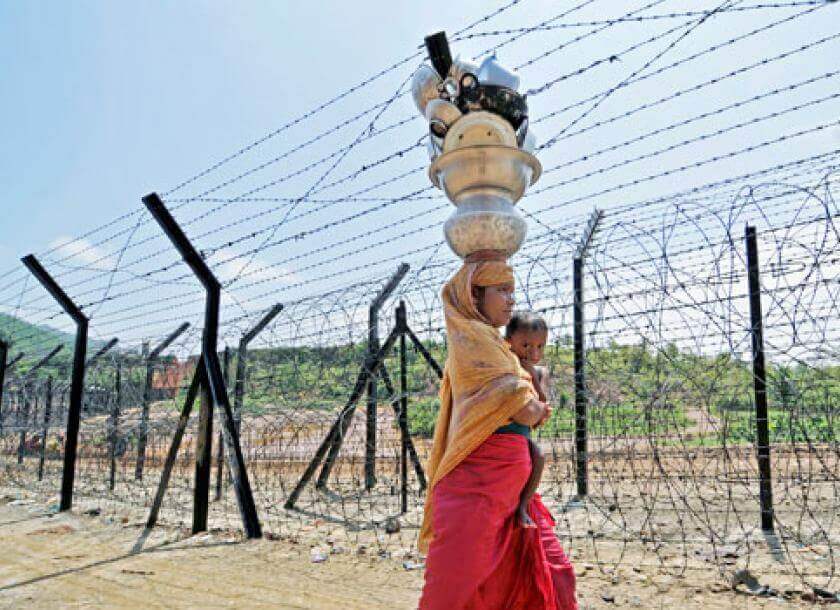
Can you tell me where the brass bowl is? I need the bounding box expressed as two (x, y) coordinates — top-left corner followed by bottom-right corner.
(429, 145), (541, 205)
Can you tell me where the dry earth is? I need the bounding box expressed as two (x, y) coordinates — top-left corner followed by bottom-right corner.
(1, 496), (834, 609)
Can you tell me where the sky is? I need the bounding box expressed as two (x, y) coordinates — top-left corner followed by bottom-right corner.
(0, 0), (495, 260)
(0, 0), (838, 356)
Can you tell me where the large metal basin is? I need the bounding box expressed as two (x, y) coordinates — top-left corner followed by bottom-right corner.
(429, 145), (541, 205)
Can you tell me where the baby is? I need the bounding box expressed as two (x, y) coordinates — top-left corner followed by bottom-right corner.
(503, 311), (551, 528)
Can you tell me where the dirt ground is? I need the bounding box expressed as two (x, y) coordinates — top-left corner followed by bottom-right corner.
(1, 496), (834, 609)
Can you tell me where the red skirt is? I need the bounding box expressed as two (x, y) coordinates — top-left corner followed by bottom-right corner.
(419, 433), (577, 610)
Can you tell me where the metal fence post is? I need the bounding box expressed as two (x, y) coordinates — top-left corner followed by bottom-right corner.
(214, 346), (232, 501)
(38, 377), (52, 481)
(234, 304), (283, 436)
(22, 254), (88, 512)
(317, 264), (409, 491)
(86, 338), (118, 368)
(744, 224), (775, 532)
(135, 322), (190, 480)
(366, 301), (380, 491)
(214, 303), (284, 496)
(109, 360), (121, 491)
(17, 381), (30, 464)
(365, 264), (410, 490)
(571, 209), (602, 499)
(398, 301), (409, 514)
(0, 342), (6, 428)
(573, 256), (588, 498)
(0, 349), (24, 435)
(144, 192), (261, 538)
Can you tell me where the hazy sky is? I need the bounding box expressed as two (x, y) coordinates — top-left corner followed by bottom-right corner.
(0, 1), (497, 262)
(1, 1), (838, 352)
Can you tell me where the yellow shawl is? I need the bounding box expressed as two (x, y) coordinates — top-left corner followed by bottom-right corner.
(418, 259), (536, 554)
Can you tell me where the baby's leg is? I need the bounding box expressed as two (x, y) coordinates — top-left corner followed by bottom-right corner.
(518, 439), (545, 528)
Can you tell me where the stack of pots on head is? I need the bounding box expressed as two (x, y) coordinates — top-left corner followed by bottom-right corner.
(413, 31), (541, 260)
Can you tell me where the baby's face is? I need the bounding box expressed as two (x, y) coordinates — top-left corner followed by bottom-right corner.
(507, 328), (548, 367)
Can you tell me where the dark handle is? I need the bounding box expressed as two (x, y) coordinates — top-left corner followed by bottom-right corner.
(424, 31), (452, 78)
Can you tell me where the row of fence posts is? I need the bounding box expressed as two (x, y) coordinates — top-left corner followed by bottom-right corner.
(0, 201), (776, 534)
(0, 193), (270, 539)
(570, 217), (775, 532)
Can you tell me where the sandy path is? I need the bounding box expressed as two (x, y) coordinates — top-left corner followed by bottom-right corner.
(0, 502), (422, 609)
(0, 499), (830, 609)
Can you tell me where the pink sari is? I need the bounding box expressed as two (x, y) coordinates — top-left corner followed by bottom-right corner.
(419, 433), (577, 609)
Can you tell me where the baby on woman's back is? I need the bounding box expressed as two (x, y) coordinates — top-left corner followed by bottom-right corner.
(502, 311), (552, 528)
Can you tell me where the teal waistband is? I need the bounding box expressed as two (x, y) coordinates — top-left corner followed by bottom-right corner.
(494, 421), (531, 438)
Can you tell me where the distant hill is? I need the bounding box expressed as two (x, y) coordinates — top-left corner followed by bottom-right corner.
(0, 313), (114, 379)
(0, 312), (78, 357)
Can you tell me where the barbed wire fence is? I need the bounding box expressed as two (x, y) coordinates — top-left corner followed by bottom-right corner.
(0, 0), (838, 599)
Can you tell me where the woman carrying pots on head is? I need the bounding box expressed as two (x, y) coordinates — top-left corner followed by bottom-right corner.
(418, 251), (578, 610)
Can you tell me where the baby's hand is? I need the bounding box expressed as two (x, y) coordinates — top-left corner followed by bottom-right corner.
(535, 403), (552, 428)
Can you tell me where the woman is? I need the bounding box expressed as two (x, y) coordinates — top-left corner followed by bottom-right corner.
(418, 251), (578, 610)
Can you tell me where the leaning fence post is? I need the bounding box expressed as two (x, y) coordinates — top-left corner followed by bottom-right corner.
(286, 324), (404, 508)
(18, 343), (66, 467)
(144, 192), (261, 538)
(135, 321), (190, 480)
(364, 264), (410, 490)
(317, 264), (409, 491)
(22, 254), (88, 512)
(86, 338), (118, 368)
(398, 301), (409, 514)
(214, 346), (232, 501)
(212, 302), (283, 497)
(744, 224), (775, 532)
(38, 377), (52, 481)
(234, 303), (284, 435)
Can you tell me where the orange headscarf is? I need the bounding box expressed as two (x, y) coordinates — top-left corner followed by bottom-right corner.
(418, 256), (536, 553)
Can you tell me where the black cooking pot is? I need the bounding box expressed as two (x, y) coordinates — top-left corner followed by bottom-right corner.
(459, 75), (528, 131)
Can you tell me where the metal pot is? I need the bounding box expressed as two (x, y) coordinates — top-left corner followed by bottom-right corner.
(444, 197), (528, 259)
(521, 127), (537, 153)
(449, 55), (480, 82)
(425, 99), (463, 138)
(429, 144), (541, 205)
(411, 64), (443, 116)
(430, 144), (540, 259)
(442, 111), (517, 152)
(477, 54), (521, 91)
(460, 82), (528, 130)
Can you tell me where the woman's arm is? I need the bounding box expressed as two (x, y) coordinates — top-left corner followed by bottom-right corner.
(511, 398), (548, 426)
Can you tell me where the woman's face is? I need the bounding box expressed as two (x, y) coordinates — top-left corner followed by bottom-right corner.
(473, 282), (515, 327)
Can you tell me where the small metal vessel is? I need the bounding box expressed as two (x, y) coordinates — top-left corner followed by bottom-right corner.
(425, 98), (463, 138)
(412, 64), (443, 115)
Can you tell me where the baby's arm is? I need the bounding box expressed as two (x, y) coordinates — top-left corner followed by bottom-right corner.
(532, 366), (553, 427)
(521, 362), (549, 403)
(536, 365), (551, 402)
